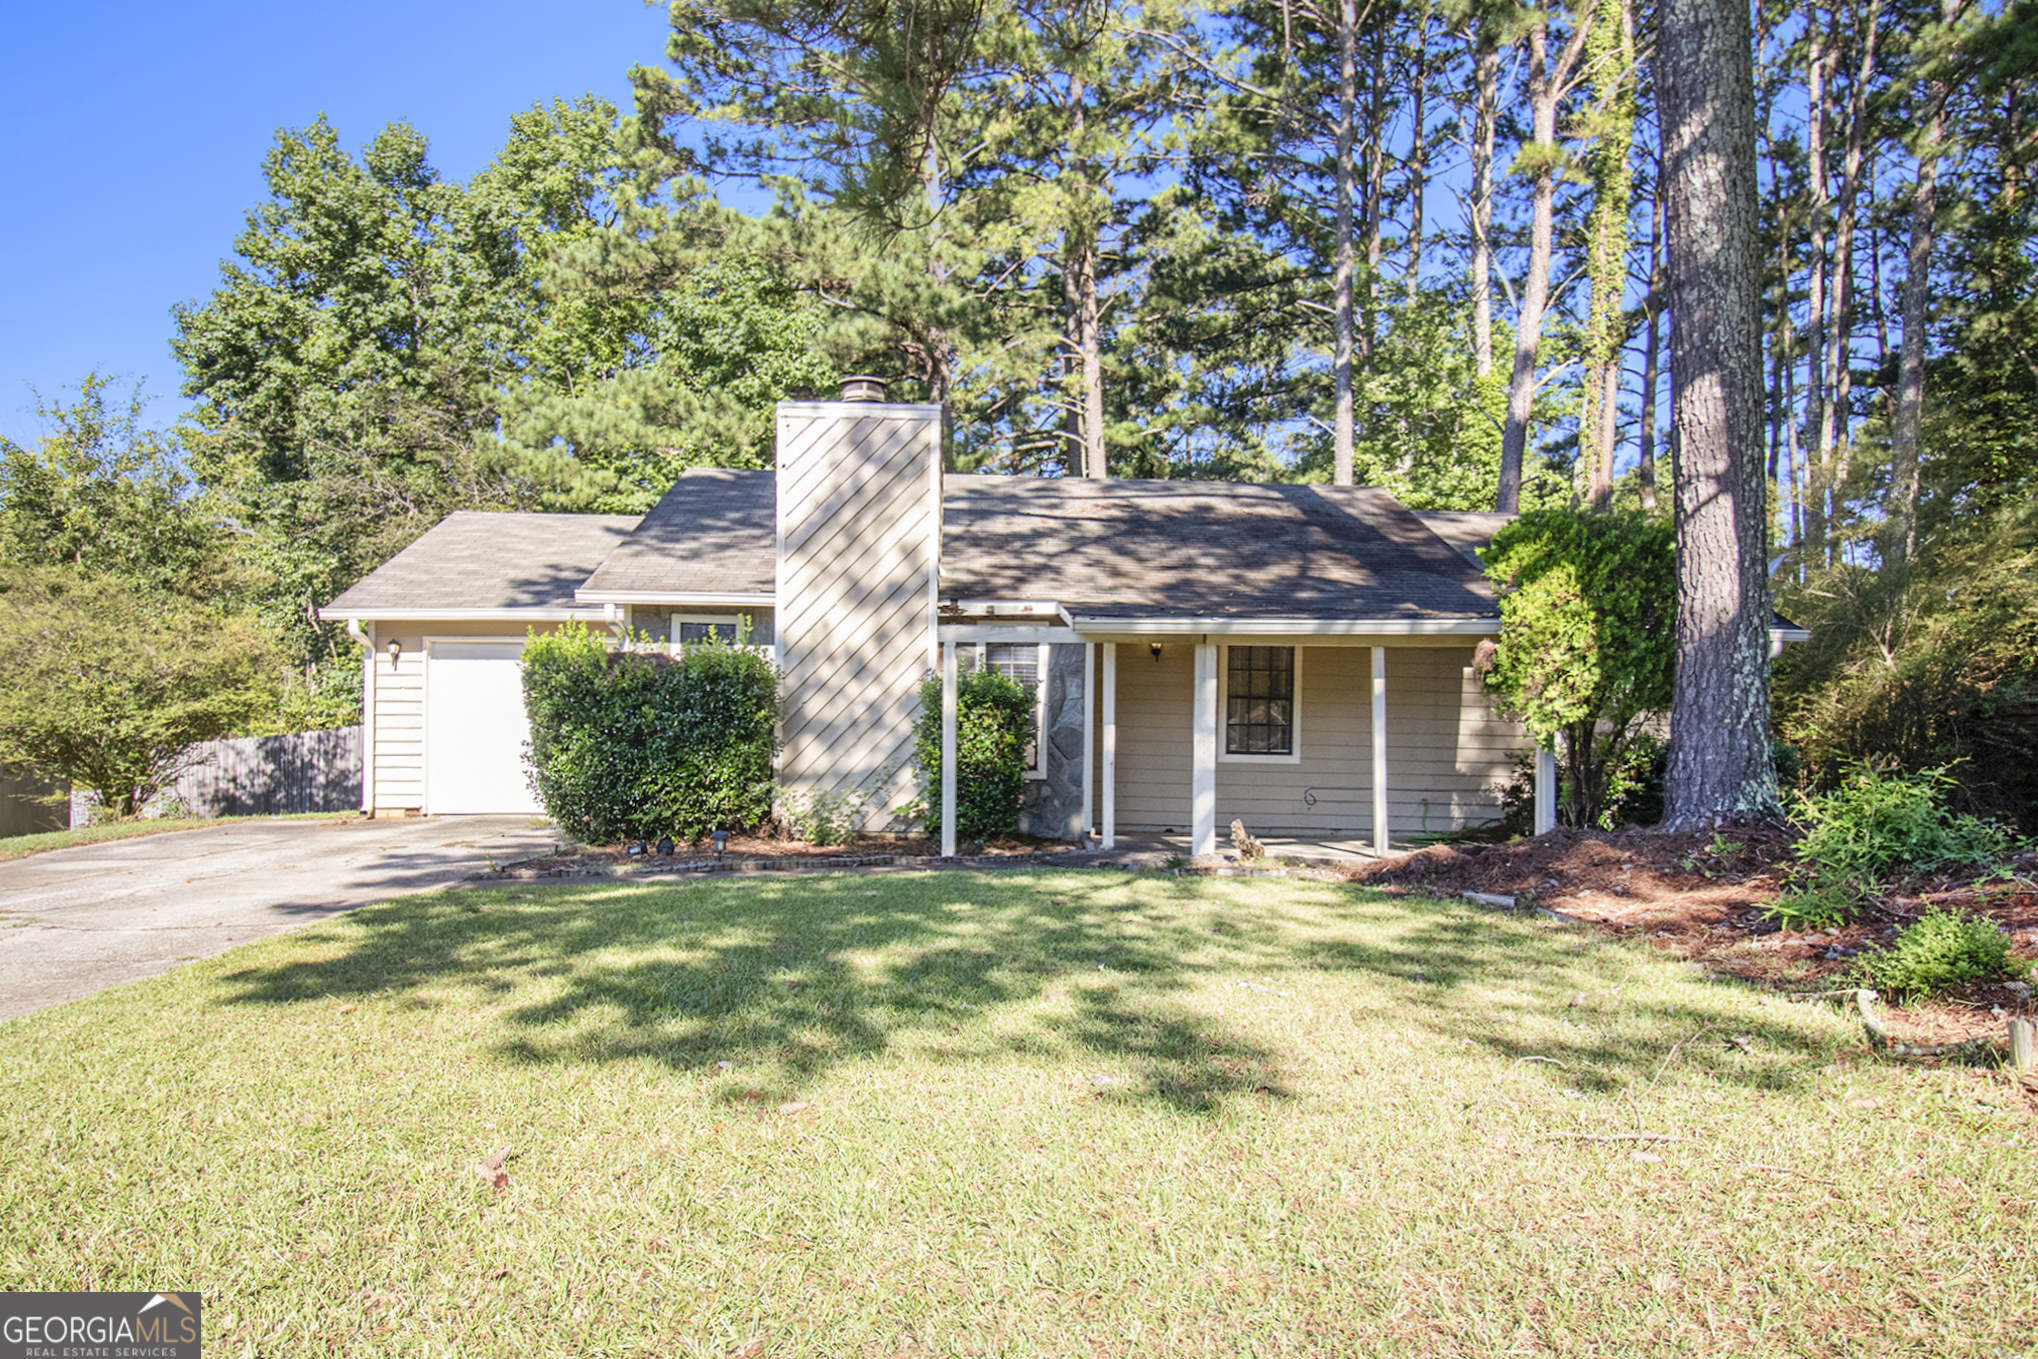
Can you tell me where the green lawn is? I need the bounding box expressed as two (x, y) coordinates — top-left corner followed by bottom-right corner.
(0, 813), (354, 863)
(0, 871), (2029, 1357)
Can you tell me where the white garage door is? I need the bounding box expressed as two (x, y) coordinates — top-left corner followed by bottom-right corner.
(425, 641), (543, 815)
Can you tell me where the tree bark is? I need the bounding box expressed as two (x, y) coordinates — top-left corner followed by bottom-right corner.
(1580, 0), (1638, 511)
(1638, 182), (1663, 511)
(1497, 13), (1589, 513)
(1890, 0), (1955, 561)
(1469, 37), (1499, 379)
(1818, 0), (1879, 558)
(1333, 0), (1358, 486)
(1801, 17), (1831, 558)
(1657, 0), (1779, 826)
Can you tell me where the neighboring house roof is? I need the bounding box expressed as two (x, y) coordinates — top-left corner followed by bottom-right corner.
(944, 479), (1496, 620)
(577, 467), (778, 602)
(323, 511), (641, 616)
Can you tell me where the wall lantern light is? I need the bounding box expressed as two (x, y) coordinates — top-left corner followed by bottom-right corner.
(386, 639), (403, 670)
(1150, 642), (1163, 663)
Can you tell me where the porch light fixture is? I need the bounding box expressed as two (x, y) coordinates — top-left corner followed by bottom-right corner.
(1150, 642), (1163, 663)
(386, 639), (402, 669)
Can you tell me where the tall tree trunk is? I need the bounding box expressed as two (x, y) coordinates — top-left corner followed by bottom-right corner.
(1658, 0), (1778, 826)
(1890, 2), (1954, 562)
(1333, 0), (1358, 486)
(1362, 21), (1387, 361)
(1579, 0), (1638, 510)
(1801, 19), (1831, 559)
(1469, 38), (1499, 378)
(1497, 13), (1589, 513)
(1638, 182), (1663, 511)
(1818, 0), (1879, 560)
(1407, 3), (1430, 296)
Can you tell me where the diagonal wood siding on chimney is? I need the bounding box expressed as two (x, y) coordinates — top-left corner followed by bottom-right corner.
(775, 402), (943, 827)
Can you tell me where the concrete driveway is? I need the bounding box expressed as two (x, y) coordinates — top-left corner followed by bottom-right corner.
(0, 815), (560, 1022)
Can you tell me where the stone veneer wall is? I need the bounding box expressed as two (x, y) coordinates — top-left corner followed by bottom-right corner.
(1018, 643), (1087, 842)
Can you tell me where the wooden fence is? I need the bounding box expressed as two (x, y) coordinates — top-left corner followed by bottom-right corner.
(0, 766), (66, 837)
(168, 726), (363, 817)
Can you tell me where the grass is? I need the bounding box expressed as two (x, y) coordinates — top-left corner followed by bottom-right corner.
(0, 870), (2031, 1357)
(0, 812), (355, 863)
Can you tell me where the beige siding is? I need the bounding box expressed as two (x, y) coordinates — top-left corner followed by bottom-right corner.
(1106, 644), (1527, 836)
(362, 618), (588, 816)
(368, 649), (426, 814)
(775, 404), (942, 827)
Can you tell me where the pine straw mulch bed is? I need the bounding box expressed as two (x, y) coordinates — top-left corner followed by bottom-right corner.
(1342, 823), (2038, 1053)
(497, 831), (1075, 875)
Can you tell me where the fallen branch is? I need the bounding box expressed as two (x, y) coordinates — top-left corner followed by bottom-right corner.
(1854, 989), (1996, 1059)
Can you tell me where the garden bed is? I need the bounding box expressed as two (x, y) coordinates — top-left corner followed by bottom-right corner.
(493, 830), (1078, 876)
(1345, 825), (2038, 1050)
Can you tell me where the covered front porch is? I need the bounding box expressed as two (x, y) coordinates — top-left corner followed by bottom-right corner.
(933, 615), (1558, 859)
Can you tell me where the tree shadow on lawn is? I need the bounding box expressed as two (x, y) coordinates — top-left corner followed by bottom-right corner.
(213, 873), (1843, 1112)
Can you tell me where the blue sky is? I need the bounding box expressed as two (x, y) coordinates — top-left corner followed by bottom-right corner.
(0, 0), (675, 446)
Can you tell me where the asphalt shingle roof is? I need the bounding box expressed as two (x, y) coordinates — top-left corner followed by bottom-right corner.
(576, 467), (777, 598)
(326, 474), (1498, 622)
(942, 478), (1497, 619)
(322, 511), (641, 614)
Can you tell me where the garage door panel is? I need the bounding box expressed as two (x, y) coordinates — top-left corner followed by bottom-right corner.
(426, 641), (543, 815)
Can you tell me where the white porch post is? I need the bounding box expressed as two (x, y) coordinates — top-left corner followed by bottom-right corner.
(1100, 643), (1118, 849)
(1080, 642), (1096, 841)
(1534, 744), (1558, 835)
(940, 641), (958, 857)
(1371, 645), (1390, 855)
(1192, 643), (1218, 857)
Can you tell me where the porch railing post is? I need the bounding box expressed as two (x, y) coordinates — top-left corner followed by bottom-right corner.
(940, 640), (958, 857)
(1192, 643), (1218, 857)
(1371, 645), (1390, 856)
(1101, 643), (1117, 849)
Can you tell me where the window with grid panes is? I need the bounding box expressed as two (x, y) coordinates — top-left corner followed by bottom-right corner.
(1225, 646), (1294, 755)
(985, 643), (1044, 775)
(678, 621), (738, 644)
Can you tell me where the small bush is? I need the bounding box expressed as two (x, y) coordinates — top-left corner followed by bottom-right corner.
(1791, 761), (2017, 884)
(912, 666), (1036, 844)
(1858, 908), (2018, 999)
(521, 623), (779, 844)
(1763, 880), (1864, 931)
(782, 786), (866, 847)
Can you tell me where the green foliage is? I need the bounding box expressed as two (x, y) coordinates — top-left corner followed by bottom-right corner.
(520, 623), (779, 844)
(1762, 881), (1865, 931)
(781, 787), (870, 847)
(1480, 508), (1676, 828)
(1788, 761), (2019, 888)
(0, 570), (279, 818)
(0, 376), (234, 599)
(1857, 908), (2019, 1000)
(912, 666), (1037, 844)
(1775, 509), (2038, 832)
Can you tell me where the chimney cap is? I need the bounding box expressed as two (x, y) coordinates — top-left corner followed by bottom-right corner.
(839, 375), (890, 403)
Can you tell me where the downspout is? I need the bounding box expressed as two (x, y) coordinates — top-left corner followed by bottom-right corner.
(344, 619), (377, 816)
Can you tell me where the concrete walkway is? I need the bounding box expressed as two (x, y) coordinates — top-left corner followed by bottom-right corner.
(0, 815), (559, 1022)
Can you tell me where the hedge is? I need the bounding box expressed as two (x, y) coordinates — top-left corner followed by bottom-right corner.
(912, 665), (1037, 843)
(521, 622), (779, 844)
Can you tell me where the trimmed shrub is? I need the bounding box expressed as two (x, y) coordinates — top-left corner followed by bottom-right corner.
(1858, 908), (2018, 999)
(521, 622), (778, 844)
(911, 666), (1036, 844)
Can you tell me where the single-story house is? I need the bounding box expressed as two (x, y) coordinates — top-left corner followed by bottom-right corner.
(322, 383), (1800, 856)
